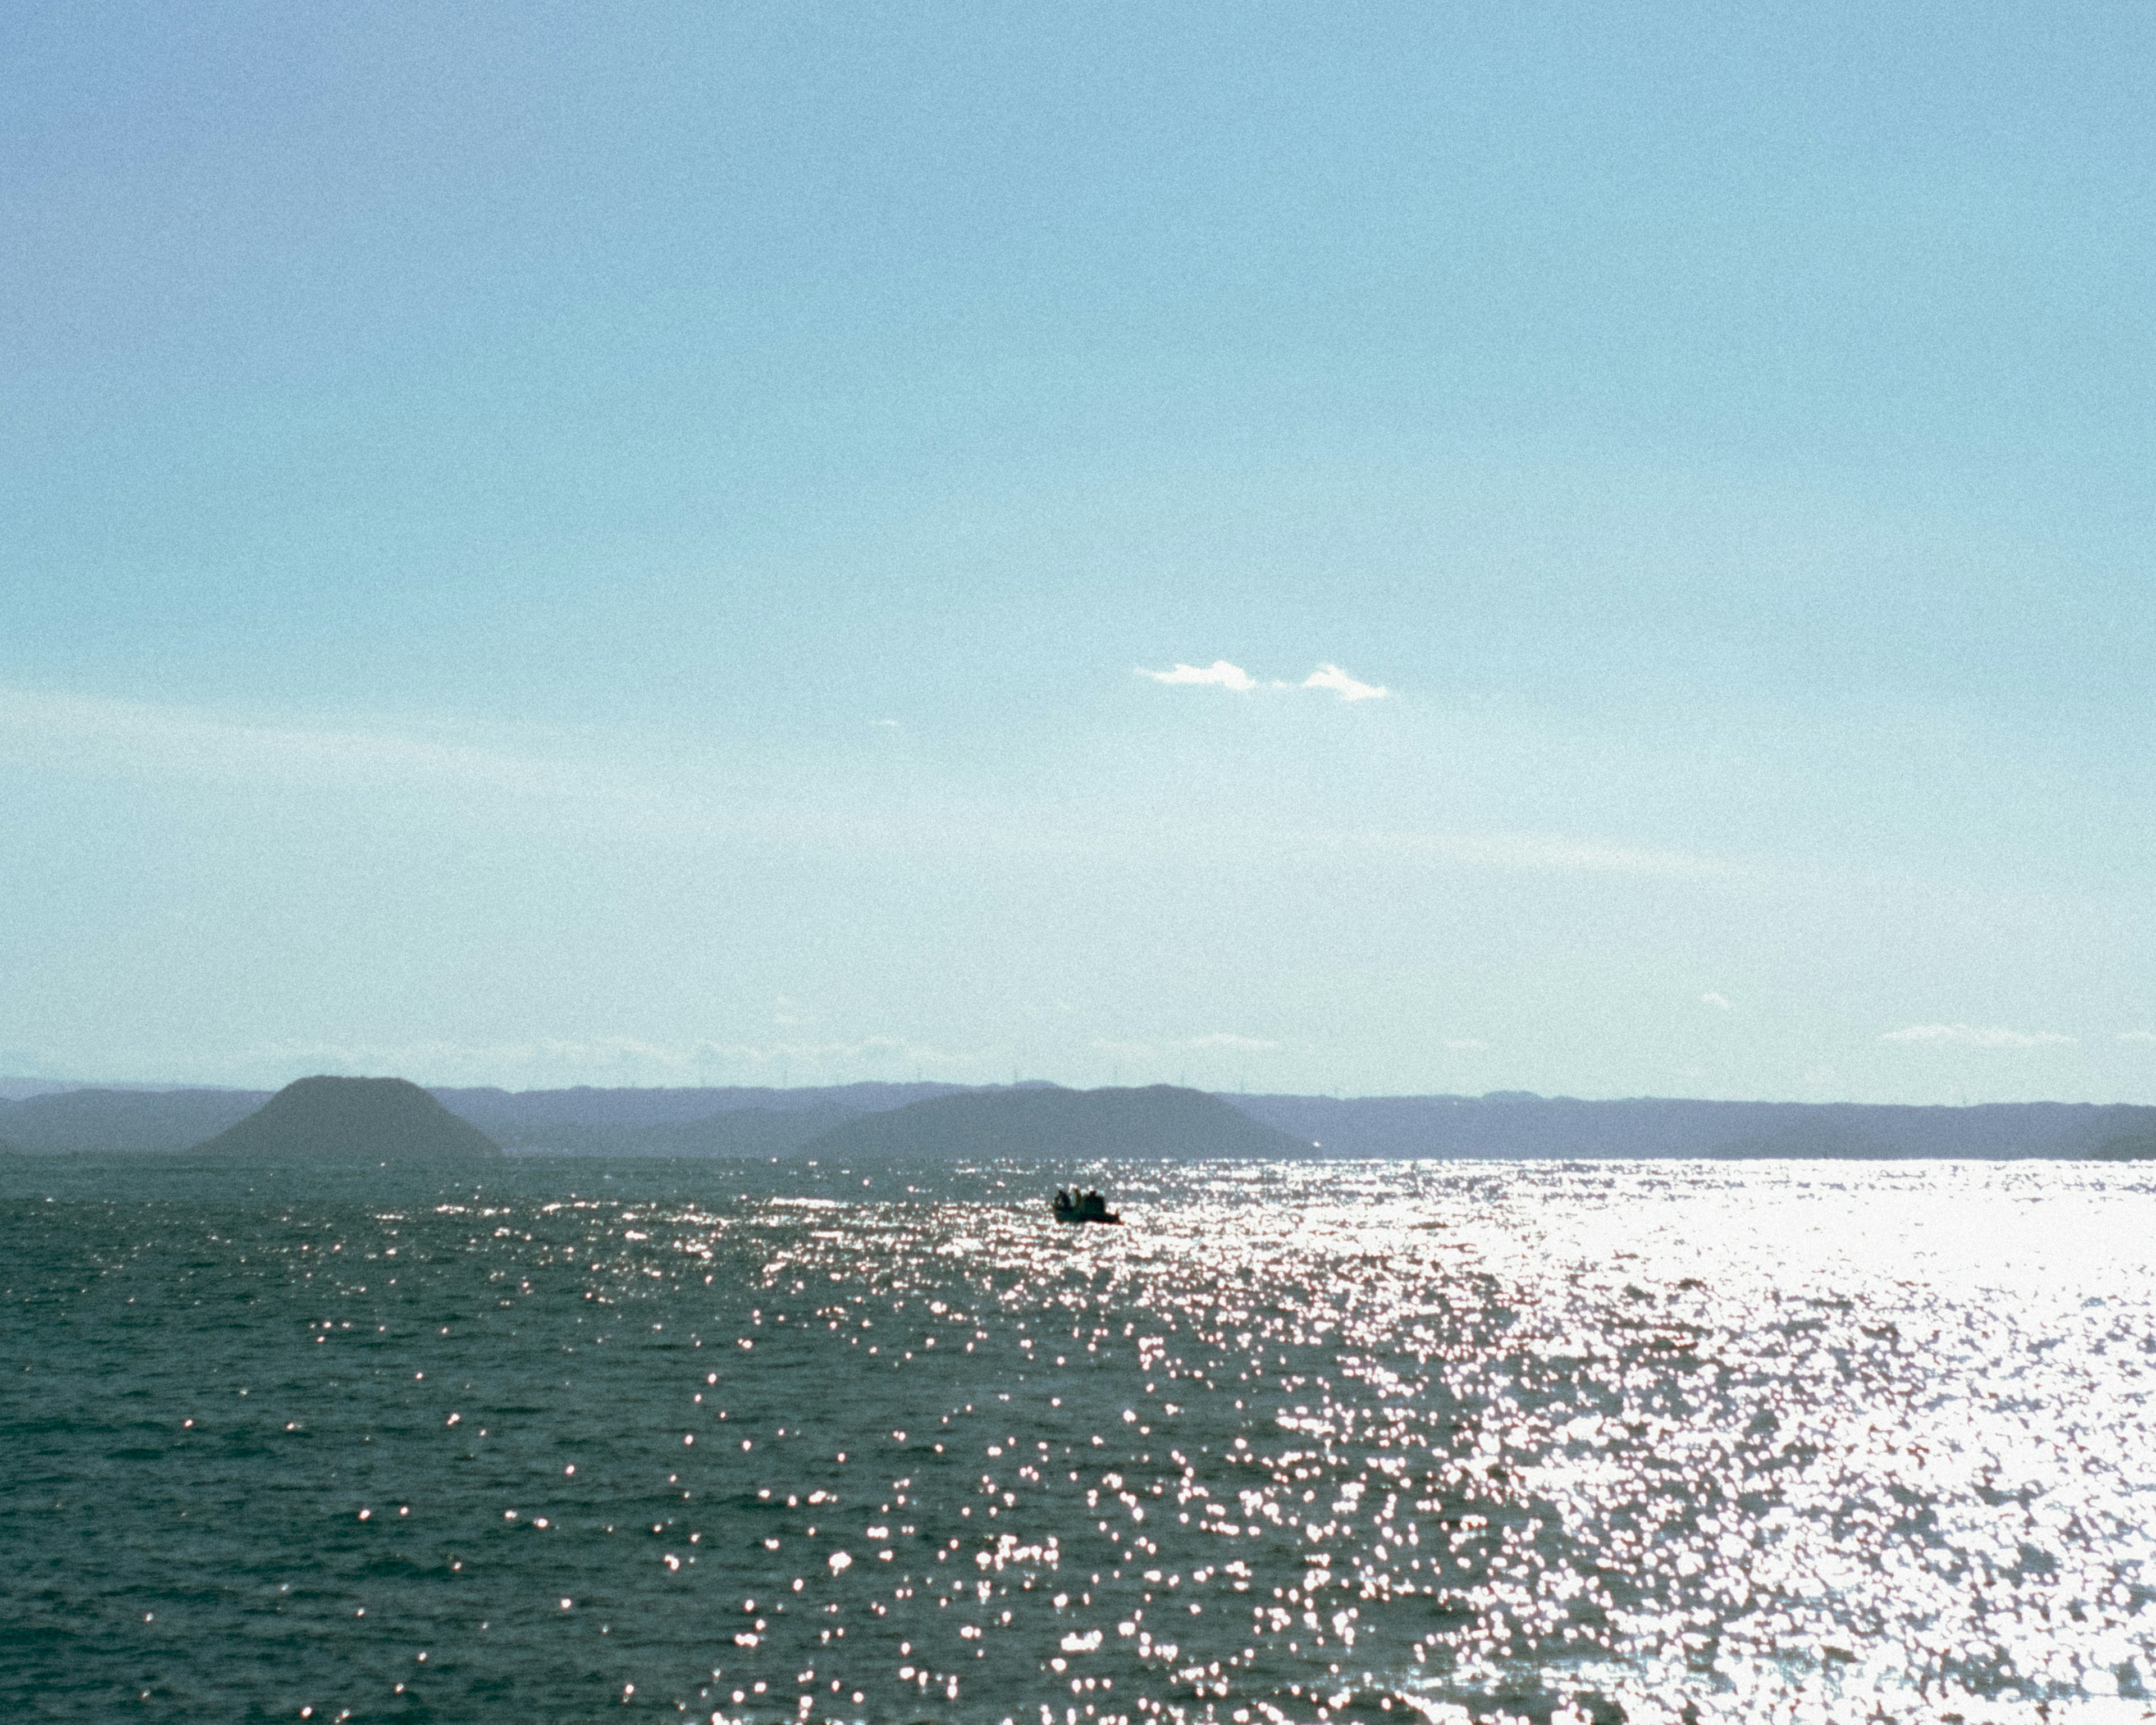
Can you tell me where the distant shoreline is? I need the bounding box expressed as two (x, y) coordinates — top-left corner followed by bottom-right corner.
(3, 1077), (2152, 1163)
(9, 1148), (2156, 1167)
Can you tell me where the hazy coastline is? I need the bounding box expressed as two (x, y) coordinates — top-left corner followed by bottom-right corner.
(5, 1076), (2152, 1162)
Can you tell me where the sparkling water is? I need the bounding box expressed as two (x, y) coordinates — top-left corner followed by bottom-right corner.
(4, 1156), (2154, 1724)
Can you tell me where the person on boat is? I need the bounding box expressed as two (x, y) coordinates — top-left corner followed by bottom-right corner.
(1053, 1188), (1074, 1219)
(1081, 1189), (1107, 1221)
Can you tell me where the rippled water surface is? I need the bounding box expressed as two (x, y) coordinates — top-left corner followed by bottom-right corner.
(4, 1157), (2154, 1725)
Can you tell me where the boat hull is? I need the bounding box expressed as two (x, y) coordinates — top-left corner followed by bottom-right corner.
(1050, 1198), (1123, 1225)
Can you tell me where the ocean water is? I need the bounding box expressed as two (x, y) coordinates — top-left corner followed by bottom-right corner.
(3, 1157), (2154, 1725)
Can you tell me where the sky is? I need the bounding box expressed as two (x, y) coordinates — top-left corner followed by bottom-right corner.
(3, 2), (2153, 1102)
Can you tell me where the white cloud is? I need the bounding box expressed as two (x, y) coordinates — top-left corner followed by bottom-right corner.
(1880, 1024), (2076, 1049)
(1181, 1033), (1281, 1052)
(1138, 660), (1390, 700)
(1299, 663), (1388, 701)
(1701, 992), (1733, 1011)
(1442, 1038), (1489, 1052)
(1139, 660), (1258, 692)
(2118, 1030), (2156, 1044)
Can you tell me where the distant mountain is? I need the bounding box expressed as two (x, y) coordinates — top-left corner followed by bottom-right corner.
(1227, 1093), (2156, 1160)
(798, 1084), (1312, 1162)
(624, 1103), (863, 1157)
(192, 1077), (501, 1163)
(508, 1103), (864, 1157)
(433, 1081), (959, 1141)
(2091, 1130), (2156, 1161)
(0, 1088), (268, 1154)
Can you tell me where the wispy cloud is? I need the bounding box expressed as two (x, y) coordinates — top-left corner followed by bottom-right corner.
(1701, 992), (1733, 1011)
(1, 687), (1757, 892)
(1086, 1032), (1281, 1057)
(2118, 1030), (2156, 1044)
(1139, 660), (1258, 692)
(0, 684), (586, 797)
(197, 1033), (978, 1088)
(1306, 827), (1735, 879)
(1300, 663), (1388, 701)
(1880, 1023), (2076, 1048)
(1136, 660), (1390, 700)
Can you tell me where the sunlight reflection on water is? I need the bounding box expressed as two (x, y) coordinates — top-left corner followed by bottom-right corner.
(3, 1157), (2153, 1724)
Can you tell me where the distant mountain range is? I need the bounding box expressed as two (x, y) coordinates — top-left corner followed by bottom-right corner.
(0, 1087), (266, 1153)
(430, 1081), (961, 1141)
(1227, 1092), (2156, 1161)
(3, 1079), (2154, 1161)
(505, 1102), (863, 1159)
(795, 1084), (1310, 1162)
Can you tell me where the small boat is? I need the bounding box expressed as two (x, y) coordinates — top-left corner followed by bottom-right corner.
(1051, 1187), (1121, 1225)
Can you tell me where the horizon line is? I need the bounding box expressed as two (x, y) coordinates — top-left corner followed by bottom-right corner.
(4, 1075), (2152, 1111)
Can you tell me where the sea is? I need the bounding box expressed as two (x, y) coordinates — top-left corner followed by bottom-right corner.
(3, 1156), (2154, 1725)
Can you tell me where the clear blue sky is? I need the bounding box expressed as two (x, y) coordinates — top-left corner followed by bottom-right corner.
(4, 2), (2152, 1101)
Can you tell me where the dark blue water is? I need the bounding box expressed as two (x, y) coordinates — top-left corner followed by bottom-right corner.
(4, 1156), (2153, 1724)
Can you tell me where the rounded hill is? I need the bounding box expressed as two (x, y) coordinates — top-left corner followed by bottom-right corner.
(193, 1076), (501, 1163)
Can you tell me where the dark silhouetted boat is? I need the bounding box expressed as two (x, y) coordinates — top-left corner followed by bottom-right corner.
(1051, 1187), (1121, 1225)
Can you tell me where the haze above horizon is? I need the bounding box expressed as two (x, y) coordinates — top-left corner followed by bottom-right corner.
(4, 4), (2152, 1105)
